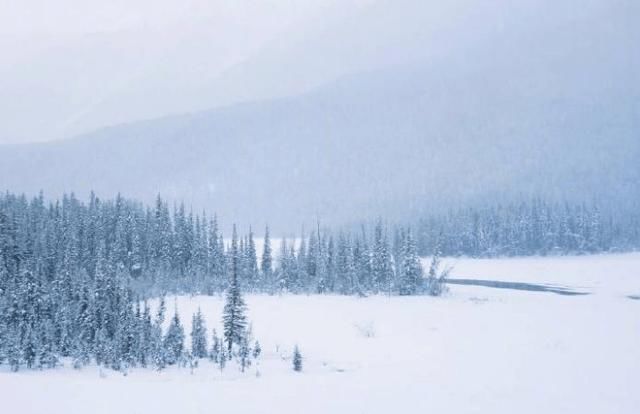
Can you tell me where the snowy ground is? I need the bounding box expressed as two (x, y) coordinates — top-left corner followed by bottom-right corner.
(2, 253), (639, 414)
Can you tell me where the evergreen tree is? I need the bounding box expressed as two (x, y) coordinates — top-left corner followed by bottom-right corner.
(398, 230), (423, 295)
(306, 231), (319, 289)
(210, 329), (221, 362)
(238, 337), (250, 373)
(276, 238), (289, 291)
(260, 226), (273, 291)
(137, 301), (154, 368)
(372, 219), (394, 294)
(292, 345), (303, 372)
(252, 340), (262, 359)
(245, 228), (259, 290)
(223, 225), (248, 354)
(156, 296), (166, 326)
(296, 232), (309, 290)
(207, 215), (225, 294)
(163, 310), (185, 365)
(218, 347), (227, 372)
(190, 308), (208, 359)
(426, 239), (448, 296)
(335, 234), (357, 295)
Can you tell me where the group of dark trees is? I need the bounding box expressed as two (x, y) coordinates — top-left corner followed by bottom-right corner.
(0, 192), (432, 298)
(416, 199), (640, 257)
(0, 191), (261, 372)
(0, 190), (438, 372)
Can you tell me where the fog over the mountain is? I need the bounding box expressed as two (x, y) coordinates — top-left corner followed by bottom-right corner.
(1, 0), (638, 231)
(0, 0), (374, 144)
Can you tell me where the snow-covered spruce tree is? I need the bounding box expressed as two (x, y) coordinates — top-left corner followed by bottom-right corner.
(253, 340), (262, 359)
(324, 236), (336, 292)
(372, 219), (394, 294)
(191, 308), (208, 359)
(260, 225), (273, 292)
(393, 227), (406, 278)
(353, 235), (369, 296)
(207, 215), (226, 294)
(238, 236), (247, 289)
(426, 240), (449, 296)
(156, 295), (166, 325)
(305, 231), (319, 291)
(218, 347), (227, 372)
(223, 225), (248, 354)
(210, 329), (221, 362)
(238, 337), (251, 373)
(311, 228), (330, 293)
(276, 237), (290, 292)
(296, 232), (309, 291)
(292, 345), (303, 372)
(116, 290), (139, 372)
(163, 310), (185, 366)
(289, 245), (302, 293)
(37, 320), (58, 369)
(426, 244), (440, 295)
(398, 229), (424, 295)
(245, 228), (259, 291)
(335, 233), (350, 295)
(136, 301), (154, 368)
(151, 300), (167, 370)
(336, 233), (360, 295)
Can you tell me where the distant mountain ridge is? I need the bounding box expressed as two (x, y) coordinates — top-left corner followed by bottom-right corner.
(0, 0), (638, 231)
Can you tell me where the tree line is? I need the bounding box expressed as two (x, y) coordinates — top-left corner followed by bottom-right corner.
(415, 198), (640, 257)
(0, 192), (433, 298)
(0, 204), (263, 372)
(0, 191), (427, 372)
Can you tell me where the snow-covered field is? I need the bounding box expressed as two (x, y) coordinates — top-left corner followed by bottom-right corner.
(2, 254), (639, 414)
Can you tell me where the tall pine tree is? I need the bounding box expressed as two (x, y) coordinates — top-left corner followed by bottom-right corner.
(223, 225), (248, 354)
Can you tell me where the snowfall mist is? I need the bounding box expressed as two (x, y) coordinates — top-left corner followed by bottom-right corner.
(0, 1), (639, 413)
(1, 0), (638, 232)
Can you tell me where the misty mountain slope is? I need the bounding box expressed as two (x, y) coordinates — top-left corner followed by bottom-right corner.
(5, 0), (634, 144)
(0, 1), (372, 143)
(187, 0), (638, 114)
(1, 0), (638, 231)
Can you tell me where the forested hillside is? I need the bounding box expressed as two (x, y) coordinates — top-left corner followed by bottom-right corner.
(0, 1), (637, 231)
(416, 200), (640, 257)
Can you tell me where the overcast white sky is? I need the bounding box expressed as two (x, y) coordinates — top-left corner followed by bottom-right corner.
(0, 1), (370, 35)
(1, 0), (632, 145)
(0, 0), (375, 144)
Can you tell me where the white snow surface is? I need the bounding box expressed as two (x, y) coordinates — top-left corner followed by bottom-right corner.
(2, 253), (639, 413)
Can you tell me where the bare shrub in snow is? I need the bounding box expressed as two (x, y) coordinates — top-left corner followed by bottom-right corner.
(426, 246), (452, 297)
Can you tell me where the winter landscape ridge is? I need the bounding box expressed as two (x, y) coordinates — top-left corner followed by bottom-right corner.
(1, 253), (638, 414)
(1, 0), (639, 413)
(1, 0), (638, 231)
